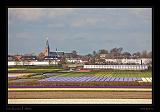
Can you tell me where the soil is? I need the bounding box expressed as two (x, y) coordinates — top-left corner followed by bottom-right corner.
(8, 91), (152, 99)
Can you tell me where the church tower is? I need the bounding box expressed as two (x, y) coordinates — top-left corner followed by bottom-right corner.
(43, 38), (50, 56)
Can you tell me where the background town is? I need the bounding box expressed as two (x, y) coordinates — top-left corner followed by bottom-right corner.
(8, 39), (152, 70)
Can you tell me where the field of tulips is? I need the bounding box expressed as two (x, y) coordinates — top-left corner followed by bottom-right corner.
(39, 71), (152, 82)
(8, 70), (152, 88)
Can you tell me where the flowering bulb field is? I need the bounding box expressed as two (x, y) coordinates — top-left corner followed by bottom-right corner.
(39, 71), (152, 82)
(39, 77), (152, 82)
(8, 70), (152, 87)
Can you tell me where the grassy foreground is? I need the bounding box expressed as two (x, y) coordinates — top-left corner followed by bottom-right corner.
(8, 65), (62, 73)
(8, 68), (62, 73)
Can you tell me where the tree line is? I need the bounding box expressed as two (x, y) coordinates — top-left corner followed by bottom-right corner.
(85, 47), (152, 59)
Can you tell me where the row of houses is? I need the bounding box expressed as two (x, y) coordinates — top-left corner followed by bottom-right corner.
(8, 53), (78, 61)
(8, 56), (152, 65)
(8, 39), (152, 65)
(8, 58), (152, 68)
(8, 61), (149, 71)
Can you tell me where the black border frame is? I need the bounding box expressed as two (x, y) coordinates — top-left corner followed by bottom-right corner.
(1, 0), (159, 111)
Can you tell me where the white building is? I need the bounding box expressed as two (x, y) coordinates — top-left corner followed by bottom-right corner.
(8, 61), (59, 66)
(105, 58), (151, 65)
(84, 65), (148, 70)
(66, 58), (83, 63)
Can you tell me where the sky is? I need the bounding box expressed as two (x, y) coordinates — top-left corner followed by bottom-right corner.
(8, 8), (152, 55)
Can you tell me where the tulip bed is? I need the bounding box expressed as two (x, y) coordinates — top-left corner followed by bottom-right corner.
(39, 77), (147, 82)
(39, 71), (151, 82)
(8, 70), (152, 88)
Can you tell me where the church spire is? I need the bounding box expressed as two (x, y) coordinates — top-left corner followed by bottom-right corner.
(46, 37), (49, 49)
(44, 37), (50, 56)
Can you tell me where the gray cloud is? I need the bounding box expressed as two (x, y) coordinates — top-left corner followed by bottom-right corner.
(8, 8), (152, 55)
(8, 8), (75, 22)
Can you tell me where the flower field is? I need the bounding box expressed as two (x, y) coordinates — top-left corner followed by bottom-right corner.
(8, 70), (152, 88)
(39, 77), (152, 82)
(43, 71), (151, 77)
(39, 71), (152, 82)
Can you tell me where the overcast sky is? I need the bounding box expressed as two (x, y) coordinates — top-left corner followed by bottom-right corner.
(8, 8), (152, 55)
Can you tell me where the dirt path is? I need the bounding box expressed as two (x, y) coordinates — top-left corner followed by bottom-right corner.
(8, 73), (34, 77)
(8, 91), (152, 99)
(8, 99), (152, 104)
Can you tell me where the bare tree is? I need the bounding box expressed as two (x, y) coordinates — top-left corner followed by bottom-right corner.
(132, 52), (141, 58)
(72, 50), (78, 58)
(98, 49), (108, 54)
(110, 47), (123, 58)
(93, 51), (97, 56)
(38, 52), (45, 61)
(141, 50), (148, 58)
(86, 54), (93, 58)
(122, 52), (131, 58)
(148, 51), (152, 58)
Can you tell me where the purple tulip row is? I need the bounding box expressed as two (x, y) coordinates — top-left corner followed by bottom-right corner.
(39, 77), (142, 82)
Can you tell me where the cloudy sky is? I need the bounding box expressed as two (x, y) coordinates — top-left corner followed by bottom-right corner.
(8, 8), (152, 55)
